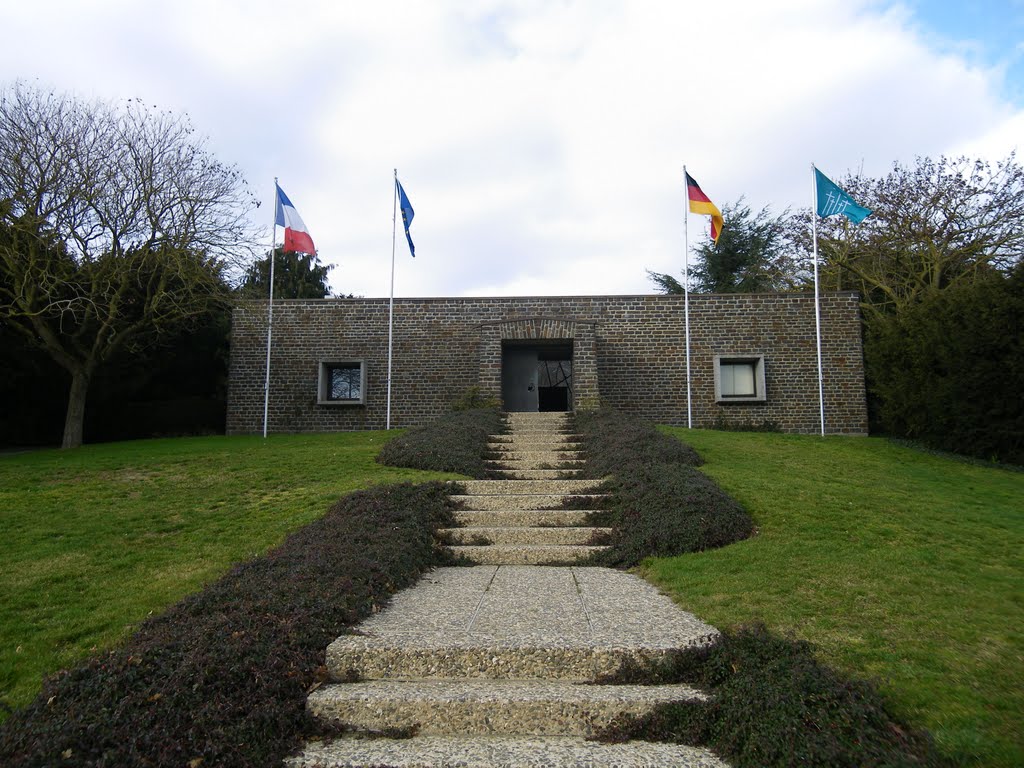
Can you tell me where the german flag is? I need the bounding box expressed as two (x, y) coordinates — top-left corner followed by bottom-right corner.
(685, 172), (724, 243)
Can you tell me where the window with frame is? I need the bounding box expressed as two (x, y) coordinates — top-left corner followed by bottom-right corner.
(318, 360), (366, 405)
(714, 355), (766, 403)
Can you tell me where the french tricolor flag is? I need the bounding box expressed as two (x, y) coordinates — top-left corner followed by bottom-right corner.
(275, 184), (316, 254)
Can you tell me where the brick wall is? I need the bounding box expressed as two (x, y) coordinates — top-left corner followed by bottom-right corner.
(226, 293), (868, 435)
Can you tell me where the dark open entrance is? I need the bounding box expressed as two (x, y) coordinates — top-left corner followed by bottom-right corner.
(501, 341), (573, 412)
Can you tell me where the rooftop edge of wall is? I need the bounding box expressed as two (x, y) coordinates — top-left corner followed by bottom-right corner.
(235, 290), (861, 305)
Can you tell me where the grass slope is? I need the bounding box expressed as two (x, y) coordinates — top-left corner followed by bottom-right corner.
(644, 430), (1023, 768)
(0, 433), (460, 717)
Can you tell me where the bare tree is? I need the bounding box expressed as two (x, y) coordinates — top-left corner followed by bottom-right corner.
(807, 154), (1024, 319)
(0, 82), (259, 448)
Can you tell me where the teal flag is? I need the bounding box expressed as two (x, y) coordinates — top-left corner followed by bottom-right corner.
(815, 167), (871, 223)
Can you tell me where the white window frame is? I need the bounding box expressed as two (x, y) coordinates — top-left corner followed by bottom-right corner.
(318, 360), (366, 405)
(713, 355), (767, 403)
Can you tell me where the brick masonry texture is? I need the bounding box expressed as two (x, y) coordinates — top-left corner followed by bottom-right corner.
(227, 293), (868, 435)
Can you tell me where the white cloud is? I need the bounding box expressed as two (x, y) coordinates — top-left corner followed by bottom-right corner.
(2, 0), (1022, 298)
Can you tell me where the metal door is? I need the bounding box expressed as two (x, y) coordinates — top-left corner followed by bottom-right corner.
(501, 348), (539, 412)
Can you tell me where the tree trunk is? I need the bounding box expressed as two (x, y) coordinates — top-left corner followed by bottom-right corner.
(61, 368), (91, 449)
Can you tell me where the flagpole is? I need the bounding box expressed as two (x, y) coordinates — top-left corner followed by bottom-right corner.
(262, 178), (278, 439)
(682, 165), (693, 429)
(811, 164), (825, 437)
(386, 169), (397, 430)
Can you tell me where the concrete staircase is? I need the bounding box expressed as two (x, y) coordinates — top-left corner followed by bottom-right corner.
(442, 413), (611, 565)
(285, 412), (729, 766)
(485, 412), (585, 480)
(288, 566), (728, 767)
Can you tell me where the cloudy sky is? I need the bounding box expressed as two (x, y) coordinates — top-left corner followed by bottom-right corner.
(4, 1), (1023, 298)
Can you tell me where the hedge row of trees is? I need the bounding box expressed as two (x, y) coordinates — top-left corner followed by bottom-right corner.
(0, 241), (334, 448)
(650, 154), (1024, 465)
(867, 268), (1023, 463)
(0, 82), (334, 448)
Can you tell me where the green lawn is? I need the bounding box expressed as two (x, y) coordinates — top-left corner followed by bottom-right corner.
(0, 432), (460, 716)
(3, 429), (1021, 766)
(645, 429), (1023, 768)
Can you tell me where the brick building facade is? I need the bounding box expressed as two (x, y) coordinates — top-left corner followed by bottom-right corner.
(226, 292), (868, 435)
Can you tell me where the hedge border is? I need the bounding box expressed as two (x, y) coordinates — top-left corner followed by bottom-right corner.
(0, 482), (459, 767)
(572, 408), (754, 567)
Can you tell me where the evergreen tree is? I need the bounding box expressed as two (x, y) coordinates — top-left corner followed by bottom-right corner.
(866, 266), (1023, 463)
(239, 247), (333, 299)
(649, 201), (800, 294)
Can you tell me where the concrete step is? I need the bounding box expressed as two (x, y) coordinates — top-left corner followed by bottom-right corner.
(487, 436), (577, 448)
(457, 479), (603, 496)
(504, 416), (572, 427)
(489, 443), (583, 455)
(488, 469), (582, 480)
(487, 456), (585, 468)
(487, 459), (583, 468)
(439, 526), (611, 546)
(324, 566), (719, 683)
(450, 494), (607, 511)
(453, 509), (596, 527)
(486, 457), (585, 468)
(490, 447), (581, 455)
(505, 415), (577, 421)
(490, 434), (581, 444)
(485, 450), (583, 464)
(300, 568), (723, 765)
(503, 428), (571, 434)
(306, 679), (706, 737)
(504, 419), (572, 429)
(287, 734), (729, 767)
(448, 544), (606, 565)
(327, 637), (680, 682)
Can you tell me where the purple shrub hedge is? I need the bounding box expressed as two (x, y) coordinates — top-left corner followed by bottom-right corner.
(0, 482), (458, 767)
(573, 408), (754, 566)
(597, 623), (946, 768)
(376, 407), (505, 478)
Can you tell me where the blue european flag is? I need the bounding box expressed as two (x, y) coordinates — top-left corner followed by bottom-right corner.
(396, 178), (415, 257)
(815, 167), (871, 224)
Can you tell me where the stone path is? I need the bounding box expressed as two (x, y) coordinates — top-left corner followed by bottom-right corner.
(288, 413), (729, 767)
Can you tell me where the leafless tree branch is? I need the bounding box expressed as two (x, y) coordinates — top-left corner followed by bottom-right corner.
(0, 81), (260, 447)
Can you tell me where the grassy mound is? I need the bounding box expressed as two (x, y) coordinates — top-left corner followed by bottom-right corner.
(376, 408), (504, 478)
(574, 409), (753, 566)
(0, 482), (457, 768)
(597, 623), (946, 768)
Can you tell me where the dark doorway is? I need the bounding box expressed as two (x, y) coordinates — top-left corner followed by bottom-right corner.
(538, 386), (569, 412)
(501, 341), (573, 412)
